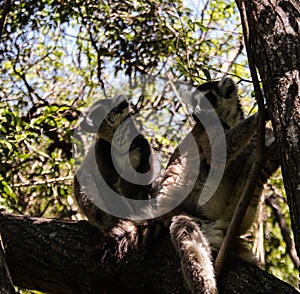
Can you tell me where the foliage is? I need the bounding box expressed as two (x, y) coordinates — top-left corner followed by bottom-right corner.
(0, 102), (76, 217)
(0, 0), (297, 291)
(264, 174), (299, 287)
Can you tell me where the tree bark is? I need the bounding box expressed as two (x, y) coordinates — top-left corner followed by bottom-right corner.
(0, 233), (15, 294)
(0, 212), (297, 293)
(235, 0), (300, 257)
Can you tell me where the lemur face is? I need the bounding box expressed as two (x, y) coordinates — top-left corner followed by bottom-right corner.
(192, 77), (243, 129)
(193, 77), (238, 109)
(80, 96), (131, 142)
(105, 100), (130, 128)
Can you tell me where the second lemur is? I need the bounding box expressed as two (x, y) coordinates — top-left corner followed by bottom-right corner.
(156, 77), (279, 293)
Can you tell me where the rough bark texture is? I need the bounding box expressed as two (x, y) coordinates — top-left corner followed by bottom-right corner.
(0, 233), (15, 294)
(0, 212), (297, 293)
(236, 0), (300, 257)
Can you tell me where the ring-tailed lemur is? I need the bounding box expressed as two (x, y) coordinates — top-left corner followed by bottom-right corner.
(156, 77), (279, 294)
(74, 95), (156, 257)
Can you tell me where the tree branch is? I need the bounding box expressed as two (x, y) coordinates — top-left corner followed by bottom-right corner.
(0, 212), (297, 293)
(235, 0), (300, 261)
(215, 0), (269, 275)
(0, 233), (15, 294)
(216, 40), (244, 78)
(266, 194), (300, 268)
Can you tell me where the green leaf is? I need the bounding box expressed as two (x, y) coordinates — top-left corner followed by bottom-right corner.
(202, 68), (211, 80)
(194, 21), (208, 32)
(1, 181), (18, 203)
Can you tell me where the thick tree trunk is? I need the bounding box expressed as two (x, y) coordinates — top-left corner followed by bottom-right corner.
(235, 0), (300, 257)
(0, 212), (297, 293)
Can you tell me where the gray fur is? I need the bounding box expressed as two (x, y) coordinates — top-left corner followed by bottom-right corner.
(158, 77), (279, 293)
(74, 96), (155, 256)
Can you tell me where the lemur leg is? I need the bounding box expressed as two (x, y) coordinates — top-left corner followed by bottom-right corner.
(170, 215), (218, 294)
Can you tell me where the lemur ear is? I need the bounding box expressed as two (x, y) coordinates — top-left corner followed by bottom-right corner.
(80, 99), (113, 133)
(114, 94), (136, 114)
(114, 94), (128, 106)
(217, 76), (238, 99)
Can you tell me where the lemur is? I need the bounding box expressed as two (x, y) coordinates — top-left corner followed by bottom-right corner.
(156, 77), (279, 294)
(74, 95), (156, 257)
(73, 79), (279, 293)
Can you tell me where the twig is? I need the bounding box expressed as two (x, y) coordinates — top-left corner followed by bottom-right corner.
(214, 0), (267, 276)
(0, 0), (11, 40)
(216, 40), (244, 79)
(168, 78), (194, 127)
(12, 176), (74, 188)
(266, 194), (300, 268)
(76, 3), (107, 97)
(252, 190), (266, 265)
